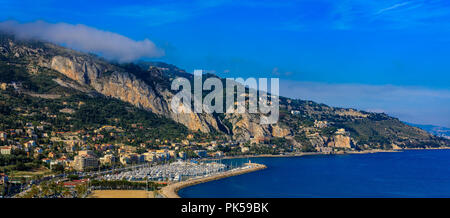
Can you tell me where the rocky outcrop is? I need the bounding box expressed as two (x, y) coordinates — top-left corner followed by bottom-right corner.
(224, 112), (291, 141)
(3, 34), (447, 149)
(271, 125), (291, 137)
(46, 55), (219, 133)
(325, 129), (354, 148)
(327, 134), (353, 148)
(41, 52), (285, 138)
(0, 36), (292, 140)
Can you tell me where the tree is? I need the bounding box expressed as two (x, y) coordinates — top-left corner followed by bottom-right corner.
(51, 164), (64, 174)
(75, 184), (87, 198)
(62, 188), (72, 198)
(14, 161), (27, 171)
(0, 184), (6, 196)
(24, 185), (40, 198)
(67, 174), (79, 181)
(41, 185), (50, 197)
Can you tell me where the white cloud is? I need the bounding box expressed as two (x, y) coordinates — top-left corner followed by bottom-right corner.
(0, 20), (164, 62)
(376, 1), (411, 14)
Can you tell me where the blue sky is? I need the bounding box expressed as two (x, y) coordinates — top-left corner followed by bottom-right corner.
(0, 0), (449, 127)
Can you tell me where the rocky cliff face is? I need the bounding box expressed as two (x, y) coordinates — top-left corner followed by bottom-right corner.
(47, 55), (223, 133)
(325, 129), (354, 148)
(2, 34), (448, 150)
(327, 135), (353, 148)
(1, 36), (288, 139)
(224, 110), (291, 140)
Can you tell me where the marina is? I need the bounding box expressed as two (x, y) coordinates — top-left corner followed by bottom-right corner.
(99, 160), (228, 182)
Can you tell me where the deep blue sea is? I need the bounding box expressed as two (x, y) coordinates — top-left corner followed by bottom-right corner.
(179, 150), (450, 198)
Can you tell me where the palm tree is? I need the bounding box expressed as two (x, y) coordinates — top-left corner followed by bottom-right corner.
(26, 185), (39, 198)
(41, 185), (50, 198)
(75, 184), (87, 198)
(62, 188), (72, 198)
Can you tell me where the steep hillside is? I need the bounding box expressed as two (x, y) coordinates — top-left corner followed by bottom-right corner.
(0, 35), (189, 142)
(1, 33), (448, 151)
(406, 122), (450, 140)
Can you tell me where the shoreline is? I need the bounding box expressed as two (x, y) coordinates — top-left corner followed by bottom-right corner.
(165, 147), (450, 198)
(159, 149), (393, 198)
(206, 146), (450, 162)
(159, 163), (267, 198)
(206, 149), (401, 161)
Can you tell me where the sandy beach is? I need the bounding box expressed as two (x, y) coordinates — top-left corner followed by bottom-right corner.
(160, 163), (267, 198)
(89, 190), (158, 198)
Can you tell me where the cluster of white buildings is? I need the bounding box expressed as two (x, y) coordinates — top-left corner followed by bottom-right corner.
(0, 146), (11, 155)
(101, 160), (226, 182)
(115, 149), (184, 166)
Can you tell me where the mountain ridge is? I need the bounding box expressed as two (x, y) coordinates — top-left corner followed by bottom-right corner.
(1, 33), (448, 151)
(405, 122), (450, 140)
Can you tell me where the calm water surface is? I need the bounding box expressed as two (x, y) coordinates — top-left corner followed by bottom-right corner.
(179, 150), (450, 198)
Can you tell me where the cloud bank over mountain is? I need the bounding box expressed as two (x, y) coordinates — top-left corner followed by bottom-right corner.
(0, 20), (164, 62)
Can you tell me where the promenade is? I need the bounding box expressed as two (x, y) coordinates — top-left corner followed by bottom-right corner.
(160, 163), (267, 198)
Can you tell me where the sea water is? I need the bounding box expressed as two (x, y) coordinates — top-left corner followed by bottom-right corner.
(179, 149), (450, 198)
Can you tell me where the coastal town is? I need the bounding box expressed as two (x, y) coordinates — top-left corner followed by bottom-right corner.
(0, 80), (369, 198)
(0, 115), (293, 198)
(0, 89), (446, 198)
(1, 30), (449, 199)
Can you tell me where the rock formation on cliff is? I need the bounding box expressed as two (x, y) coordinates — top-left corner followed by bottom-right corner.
(1, 33), (449, 151)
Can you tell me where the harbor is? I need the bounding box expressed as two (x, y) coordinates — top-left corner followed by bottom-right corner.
(99, 160), (228, 182)
(160, 163), (267, 198)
